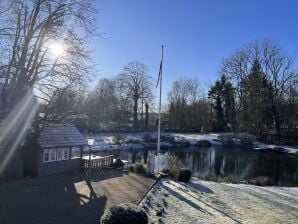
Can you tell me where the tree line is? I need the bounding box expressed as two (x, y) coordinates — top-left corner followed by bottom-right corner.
(212, 40), (297, 143)
(167, 40), (297, 143)
(83, 61), (154, 131)
(0, 2), (296, 145)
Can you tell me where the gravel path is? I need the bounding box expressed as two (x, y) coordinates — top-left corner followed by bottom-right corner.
(140, 178), (298, 224)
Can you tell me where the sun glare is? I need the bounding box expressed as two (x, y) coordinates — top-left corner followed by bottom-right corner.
(49, 42), (64, 57)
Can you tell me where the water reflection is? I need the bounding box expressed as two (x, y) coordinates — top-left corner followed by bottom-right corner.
(95, 147), (298, 186)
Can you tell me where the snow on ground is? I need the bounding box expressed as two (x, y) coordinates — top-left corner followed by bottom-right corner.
(278, 145), (298, 154)
(171, 133), (222, 146)
(140, 177), (298, 224)
(84, 132), (222, 152)
(253, 142), (298, 154)
(83, 132), (297, 154)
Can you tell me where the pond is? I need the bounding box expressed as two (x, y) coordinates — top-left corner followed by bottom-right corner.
(95, 147), (298, 186)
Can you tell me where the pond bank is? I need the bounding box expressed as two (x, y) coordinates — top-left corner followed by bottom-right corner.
(86, 132), (298, 155)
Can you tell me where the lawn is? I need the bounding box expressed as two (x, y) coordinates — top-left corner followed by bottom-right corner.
(141, 177), (298, 224)
(0, 170), (154, 224)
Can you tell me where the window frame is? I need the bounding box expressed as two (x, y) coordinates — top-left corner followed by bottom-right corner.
(57, 148), (69, 161)
(71, 146), (81, 159)
(43, 148), (56, 163)
(43, 150), (50, 162)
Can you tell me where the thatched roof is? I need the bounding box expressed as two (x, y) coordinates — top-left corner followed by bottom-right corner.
(38, 125), (87, 148)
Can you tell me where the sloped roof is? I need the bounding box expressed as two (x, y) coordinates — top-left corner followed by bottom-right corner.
(38, 125), (87, 148)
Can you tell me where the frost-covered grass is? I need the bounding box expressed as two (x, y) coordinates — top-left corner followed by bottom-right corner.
(140, 177), (298, 224)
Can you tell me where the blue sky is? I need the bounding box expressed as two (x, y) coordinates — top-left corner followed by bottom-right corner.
(91, 0), (298, 99)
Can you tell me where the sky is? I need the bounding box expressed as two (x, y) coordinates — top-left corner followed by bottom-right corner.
(90, 0), (298, 100)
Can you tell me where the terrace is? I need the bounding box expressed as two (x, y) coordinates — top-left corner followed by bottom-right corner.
(0, 170), (154, 224)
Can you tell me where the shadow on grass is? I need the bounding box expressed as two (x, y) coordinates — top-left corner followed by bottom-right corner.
(161, 182), (213, 216)
(179, 181), (214, 194)
(166, 181), (242, 224)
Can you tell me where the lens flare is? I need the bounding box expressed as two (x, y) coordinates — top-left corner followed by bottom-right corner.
(0, 92), (39, 175)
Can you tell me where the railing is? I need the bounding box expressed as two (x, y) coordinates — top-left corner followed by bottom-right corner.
(82, 155), (114, 171)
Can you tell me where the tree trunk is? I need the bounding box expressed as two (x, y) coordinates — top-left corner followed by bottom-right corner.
(133, 97), (138, 130)
(145, 103), (149, 130)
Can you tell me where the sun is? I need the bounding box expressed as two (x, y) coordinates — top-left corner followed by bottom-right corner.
(49, 42), (64, 57)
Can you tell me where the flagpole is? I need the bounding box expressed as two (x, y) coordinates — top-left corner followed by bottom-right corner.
(157, 45), (163, 174)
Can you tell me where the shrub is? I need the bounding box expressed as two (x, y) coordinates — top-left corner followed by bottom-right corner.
(128, 165), (135, 172)
(126, 138), (141, 144)
(143, 133), (155, 143)
(113, 134), (123, 145)
(238, 133), (256, 145)
(220, 175), (239, 184)
(161, 168), (169, 174)
(218, 133), (234, 145)
(101, 203), (148, 224)
(113, 158), (124, 168)
(134, 163), (147, 174)
(177, 168), (192, 182)
(156, 208), (164, 216)
(166, 154), (184, 179)
(164, 135), (176, 144)
(198, 140), (211, 147)
(248, 176), (273, 186)
(218, 133), (256, 146)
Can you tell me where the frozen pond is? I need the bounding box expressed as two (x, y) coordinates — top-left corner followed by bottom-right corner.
(93, 146), (298, 186)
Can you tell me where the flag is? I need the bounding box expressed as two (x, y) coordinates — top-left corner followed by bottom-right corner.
(156, 60), (162, 88)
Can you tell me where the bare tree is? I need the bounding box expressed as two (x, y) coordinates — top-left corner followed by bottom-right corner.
(0, 0), (96, 126)
(220, 39), (297, 142)
(84, 78), (121, 130)
(117, 61), (153, 130)
(168, 78), (211, 130)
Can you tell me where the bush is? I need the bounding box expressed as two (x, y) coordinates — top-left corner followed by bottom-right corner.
(197, 140), (211, 147)
(113, 134), (123, 145)
(166, 154), (184, 179)
(128, 165), (135, 172)
(143, 133), (155, 143)
(238, 133), (256, 145)
(218, 133), (256, 146)
(177, 168), (192, 182)
(134, 163), (147, 174)
(220, 175), (239, 184)
(101, 203), (148, 224)
(113, 158), (124, 168)
(248, 176), (273, 186)
(218, 133), (234, 145)
(126, 138), (141, 144)
(161, 168), (169, 174)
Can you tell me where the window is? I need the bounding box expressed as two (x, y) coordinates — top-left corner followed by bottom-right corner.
(50, 149), (56, 161)
(64, 148), (69, 160)
(43, 151), (49, 162)
(43, 149), (56, 163)
(71, 147), (81, 159)
(43, 148), (69, 163)
(57, 149), (63, 160)
(57, 148), (69, 161)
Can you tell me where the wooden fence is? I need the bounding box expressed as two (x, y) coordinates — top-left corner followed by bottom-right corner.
(82, 155), (114, 171)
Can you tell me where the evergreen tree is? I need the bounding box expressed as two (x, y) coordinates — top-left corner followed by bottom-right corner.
(209, 79), (225, 131)
(240, 59), (272, 138)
